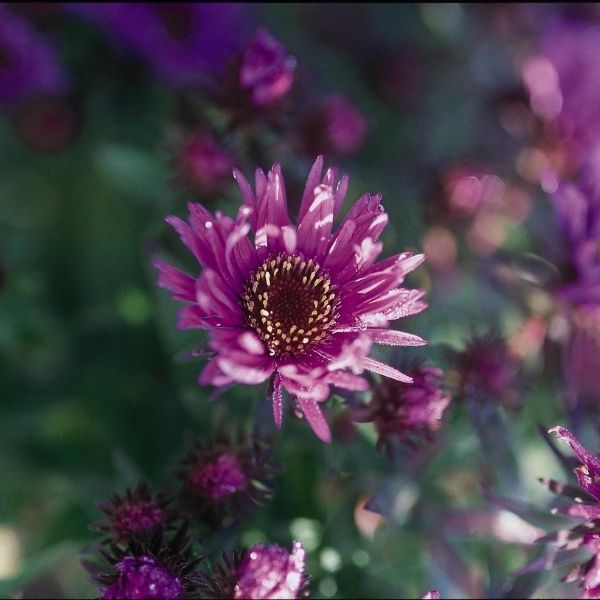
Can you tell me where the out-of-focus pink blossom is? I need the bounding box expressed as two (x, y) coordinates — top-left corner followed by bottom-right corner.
(240, 29), (296, 107)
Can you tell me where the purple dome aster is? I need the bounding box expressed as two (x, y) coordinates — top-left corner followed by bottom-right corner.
(198, 542), (308, 599)
(102, 554), (183, 600)
(177, 434), (278, 528)
(76, 3), (249, 87)
(94, 482), (172, 543)
(240, 29), (296, 107)
(0, 5), (66, 109)
(86, 528), (202, 600)
(154, 156), (427, 442)
(352, 364), (450, 452)
(422, 592), (441, 600)
(234, 542), (306, 600)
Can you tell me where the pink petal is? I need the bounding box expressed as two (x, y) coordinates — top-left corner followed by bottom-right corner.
(297, 183), (335, 258)
(217, 355), (274, 384)
(299, 155), (324, 221)
(551, 426), (600, 473)
(297, 397), (331, 443)
(368, 329), (428, 347)
(272, 373), (283, 428)
(199, 358), (233, 387)
(363, 356), (414, 383)
(153, 259), (196, 302)
(325, 371), (369, 391)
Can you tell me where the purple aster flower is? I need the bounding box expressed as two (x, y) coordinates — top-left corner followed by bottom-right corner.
(422, 592), (441, 600)
(154, 156), (427, 442)
(102, 555), (184, 600)
(453, 333), (520, 408)
(86, 528), (202, 600)
(547, 179), (600, 408)
(177, 434), (278, 528)
(351, 364), (451, 452)
(240, 29), (296, 107)
(93, 482), (173, 544)
(550, 180), (600, 307)
(494, 427), (600, 599)
(234, 542), (306, 600)
(303, 95), (368, 156)
(0, 5), (66, 109)
(523, 18), (600, 150)
(173, 132), (233, 195)
(77, 3), (248, 87)
(198, 542), (308, 599)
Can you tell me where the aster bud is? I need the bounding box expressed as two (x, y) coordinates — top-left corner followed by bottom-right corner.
(240, 29), (296, 107)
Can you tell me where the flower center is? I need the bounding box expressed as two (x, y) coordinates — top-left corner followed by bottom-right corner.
(242, 254), (340, 359)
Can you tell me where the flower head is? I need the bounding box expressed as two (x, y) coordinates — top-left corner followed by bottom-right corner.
(198, 542), (308, 599)
(86, 528), (202, 600)
(0, 5), (66, 109)
(499, 427), (600, 599)
(303, 95), (368, 156)
(174, 133), (232, 195)
(102, 554), (184, 600)
(453, 333), (520, 408)
(154, 156), (427, 442)
(240, 29), (296, 107)
(93, 482), (173, 544)
(234, 542), (306, 600)
(177, 434), (278, 528)
(352, 364), (450, 452)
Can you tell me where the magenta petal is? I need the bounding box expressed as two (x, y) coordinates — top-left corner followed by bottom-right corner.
(560, 504), (600, 520)
(153, 259), (196, 302)
(368, 329), (428, 347)
(363, 356), (414, 383)
(297, 397), (331, 443)
(551, 427), (600, 474)
(272, 373), (283, 428)
(297, 184), (335, 258)
(217, 355), (274, 384)
(299, 155), (324, 221)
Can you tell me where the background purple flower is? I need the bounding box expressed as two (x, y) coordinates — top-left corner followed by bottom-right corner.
(102, 554), (183, 600)
(352, 364), (450, 453)
(177, 434), (278, 528)
(0, 5), (67, 108)
(93, 482), (173, 544)
(240, 29), (296, 107)
(76, 3), (249, 87)
(234, 542), (306, 600)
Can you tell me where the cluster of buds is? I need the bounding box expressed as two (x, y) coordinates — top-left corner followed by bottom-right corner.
(84, 430), (299, 599)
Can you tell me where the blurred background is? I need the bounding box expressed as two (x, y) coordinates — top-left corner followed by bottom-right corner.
(1, 3), (599, 598)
